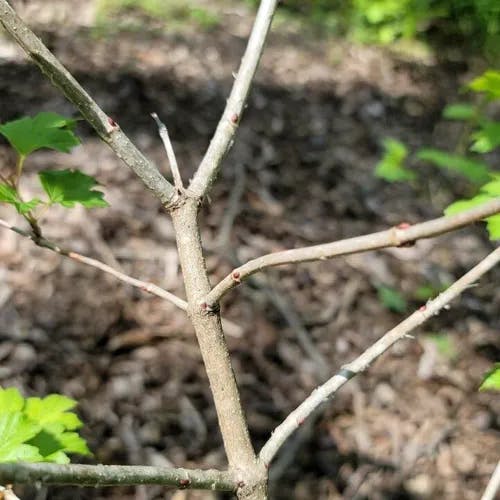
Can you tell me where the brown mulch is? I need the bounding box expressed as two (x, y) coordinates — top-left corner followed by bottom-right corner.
(0, 2), (498, 499)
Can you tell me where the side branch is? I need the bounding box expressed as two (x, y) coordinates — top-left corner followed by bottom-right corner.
(0, 0), (176, 207)
(188, 0), (278, 198)
(259, 246), (500, 465)
(0, 218), (187, 311)
(0, 463), (236, 491)
(206, 199), (500, 307)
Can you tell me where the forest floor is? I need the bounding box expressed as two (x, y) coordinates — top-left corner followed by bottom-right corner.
(0, 2), (499, 499)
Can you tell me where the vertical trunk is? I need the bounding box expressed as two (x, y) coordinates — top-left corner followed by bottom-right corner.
(170, 199), (257, 474)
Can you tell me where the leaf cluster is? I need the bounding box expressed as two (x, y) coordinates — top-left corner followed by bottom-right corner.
(375, 69), (500, 240)
(0, 387), (91, 464)
(0, 112), (109, 227)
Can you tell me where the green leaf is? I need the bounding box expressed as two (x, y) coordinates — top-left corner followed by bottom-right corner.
(442, 103), (477, 121)
(486, 214), (500, 239)
(25, 394), (82, 431)
(445, 194), (493, 215)
(377, 285), (407, 313)
(39, 170), (109, 208)
(0, 387), (24, 412)
(57, 432), (91, 456)
(0, 183), (41, 215)
(0, 112), (80, 156)
(468, 70), (500, 100)
(479, 363), (500, 391)
(0, 413), (42, 463)
(470, 121), (500, 153)
(375, 138), (416, 182)
(417, 148), (491, 184)
(481, 175), (500, 196)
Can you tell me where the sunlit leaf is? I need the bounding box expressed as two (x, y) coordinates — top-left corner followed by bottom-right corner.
(0, 413), (42, 463)
(25, 394), (82, 431)
(479, 363), (500, 391)
(486, 214), (500, 239)
(468, 70), (500, 100)
(0, 388), (24, 413)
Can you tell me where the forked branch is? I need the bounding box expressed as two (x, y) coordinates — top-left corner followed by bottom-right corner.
(206, 199), (500, 307)
(0, 0), (176, 207)
(259, 245), (500, 465)
(0, 463), (236, 491)
(188, 0), (278, 198)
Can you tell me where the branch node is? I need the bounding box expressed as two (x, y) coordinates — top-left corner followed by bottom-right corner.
(106, 116), (119, 133)
(230, 113), (239, 124)
(231, 271), (241, 283)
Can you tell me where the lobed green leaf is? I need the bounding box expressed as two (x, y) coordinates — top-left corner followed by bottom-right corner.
(0, 112), (80, 156)
(39, 169), (109, 208)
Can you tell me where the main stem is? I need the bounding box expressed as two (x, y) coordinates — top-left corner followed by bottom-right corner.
(170, 199), (267, 498)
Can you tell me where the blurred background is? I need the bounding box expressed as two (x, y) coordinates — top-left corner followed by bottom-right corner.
(0, 1), (499, 499)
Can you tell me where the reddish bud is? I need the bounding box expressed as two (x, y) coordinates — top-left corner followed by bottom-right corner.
(179, 479), (190, 488)
(108, 117), (118, 129)
(397, 222), (411, 230)
(419, 305), (427, 312)
(297, 418), (305, 426)
(232, 271), (241, 282)
(230, 113), (239, 124)
(201, 302), (208, 310)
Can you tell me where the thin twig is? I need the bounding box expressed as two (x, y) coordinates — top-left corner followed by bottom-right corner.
(0, 463), (236, 491)
(0, 0), (176, 207)
(151, 113), (184, 191)
(259, 246), (500, 465)
(188, 0), (278, 198)
(206, 199), (500, 307)
(0, 217), (186, 311)
(481, 461), (500, 500)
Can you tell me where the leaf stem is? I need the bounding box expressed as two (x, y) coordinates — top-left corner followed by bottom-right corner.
(14, 154), (25, 187)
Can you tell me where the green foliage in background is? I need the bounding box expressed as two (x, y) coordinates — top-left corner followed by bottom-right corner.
(376, 285), (408, 313)
(96, 0), (220, 33)
(246, 0), (500, 56)
(0, 387), (90, 463)
(375, 69), (500, 240)
(0, 112), (108, 232)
